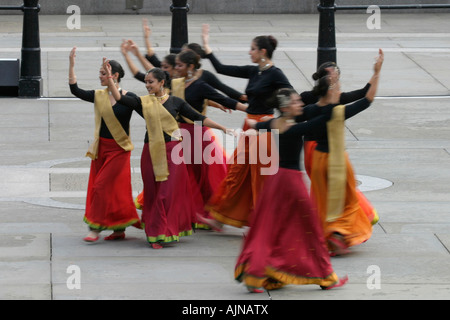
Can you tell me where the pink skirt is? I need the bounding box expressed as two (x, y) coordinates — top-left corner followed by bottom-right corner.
(235, 168), (338, 290)
(140, 141), (194, 243)
(178, 123), (227, 228)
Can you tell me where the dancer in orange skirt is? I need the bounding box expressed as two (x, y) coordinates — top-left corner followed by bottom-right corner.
(201, 26), (293, 229)
(301, 62), (380, 225)
(308, 49), (384, 256)
(69, 47), (140, 242)
(235, 88), (347, 293)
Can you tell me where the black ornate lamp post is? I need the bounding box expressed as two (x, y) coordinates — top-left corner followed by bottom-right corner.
(170, 0), (189, 54)
(317, 0), (337, 69)
(19, 0), (42, 97)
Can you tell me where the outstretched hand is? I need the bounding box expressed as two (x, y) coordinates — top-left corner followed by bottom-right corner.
(69, 46), (77, 66)
(142, 18), (151, 39)
(102, 57), (112, 77)
(202, 24), (212, 55)
(374, 48), (384, 74)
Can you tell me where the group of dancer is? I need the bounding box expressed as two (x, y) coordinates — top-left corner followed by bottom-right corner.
(69, 19), (384, 292)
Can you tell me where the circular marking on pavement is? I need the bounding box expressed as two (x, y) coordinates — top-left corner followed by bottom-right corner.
(1, 158), (393, 210)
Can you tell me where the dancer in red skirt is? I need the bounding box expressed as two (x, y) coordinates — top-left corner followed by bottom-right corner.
(105, 64), (234, 249)
(235, 88), (347, 293)
(69, 47), (140, 242)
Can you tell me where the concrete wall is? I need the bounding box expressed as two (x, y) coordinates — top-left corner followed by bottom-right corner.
(1, 0), (449, 15)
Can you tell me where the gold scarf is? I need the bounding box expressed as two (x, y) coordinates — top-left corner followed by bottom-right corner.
(326, 104), (347, 222)
(140, 95), (182, 182)
(171, 77), (207, 124)
(86, 89), (134, 160)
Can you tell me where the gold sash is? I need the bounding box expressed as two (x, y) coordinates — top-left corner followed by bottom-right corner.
(86, 89), (134, 160)
(171, 77), (207, 124)
(326, 105), (347, 222)
(140, 95), (182, 182)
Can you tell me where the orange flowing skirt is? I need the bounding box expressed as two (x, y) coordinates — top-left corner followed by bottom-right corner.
(304, 140), (378, 225)
(205, 114), (274, 228)
(310, 150), (372, 248)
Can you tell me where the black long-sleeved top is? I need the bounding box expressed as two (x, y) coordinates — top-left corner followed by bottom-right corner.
(300, 83), (371, 141)
(297, 98), (372, 153)
(69, 83), (135, 139)
(118, 94), (206, 143)
(205, 52), (293, 115)
(136, 54), (245, 101)
(181, 79), (239, 119)
(255, 114), (330, 171)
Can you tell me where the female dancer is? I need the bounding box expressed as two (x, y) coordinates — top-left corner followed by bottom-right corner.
(308, 49), (384, 256)
(235, 88), (347, 293)
(201, 25), (293, 229)
(104, 63), (232, 248)
(173, 49), (247, 229)
(69, 47), (140, 242)
(301, 62), (380, 225)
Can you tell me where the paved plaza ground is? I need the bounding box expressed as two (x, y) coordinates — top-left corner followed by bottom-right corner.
(0, 11), (450, 303)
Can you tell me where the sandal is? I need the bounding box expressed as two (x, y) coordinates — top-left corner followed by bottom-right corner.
(321, 275), (348, 290)
(328, 233), (350, 256)
(196, 213), (223, 232)
(151, 242), (163, 249)
(104, 232), (125, 241)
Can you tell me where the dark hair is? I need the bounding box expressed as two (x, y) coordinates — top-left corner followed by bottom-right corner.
(182, 43), (206, 59)
(312, 61), (339, 81)
(267, 88), (297, 110)
(146, 67), (171, 89)
(312, 75), (331, 97)
(177, 49), (201, 70)
(253, 35), (278, 59)
(163, 54), (176, 68)
(108, 60), (125, 83)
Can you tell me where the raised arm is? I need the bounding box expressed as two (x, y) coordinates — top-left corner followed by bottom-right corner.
(142, 18), (154, 58)
(365, 48), (384, 102)
(103, 58), (122, 102)
(120, 40), (141, 77)
(128, 39), (154, 72)
(68, 47), (95, 102)
(202, 24), (252, 78)
(69, 46), (77, 85)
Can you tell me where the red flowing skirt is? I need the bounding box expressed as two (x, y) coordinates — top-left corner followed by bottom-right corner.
(140, 141), (194, 243)
(84, 138), (140, 230)
(178, 123), (227, 227)
(235, 168), (338, 290)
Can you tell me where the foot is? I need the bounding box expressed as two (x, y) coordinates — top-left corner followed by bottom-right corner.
(104, 231), (125, 241)
(196, 213), (223, 232)
(83, 230), (100, 242)
(246, 286), (264, 293)
(328, 233), (350, 256)
(320, 275), (348, 290)
(151, 242), (163, 249)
